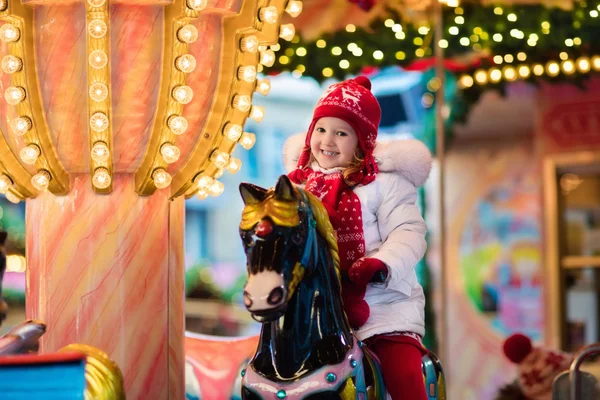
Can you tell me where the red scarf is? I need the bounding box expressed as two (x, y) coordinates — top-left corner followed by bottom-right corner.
(289, 168), (366, 273)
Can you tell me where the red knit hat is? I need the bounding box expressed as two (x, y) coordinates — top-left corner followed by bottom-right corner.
(291, 76), (381, 185)
(503, 333), (572, 399)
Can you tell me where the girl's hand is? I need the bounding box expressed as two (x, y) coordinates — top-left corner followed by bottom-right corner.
(348, 258), (388, 286)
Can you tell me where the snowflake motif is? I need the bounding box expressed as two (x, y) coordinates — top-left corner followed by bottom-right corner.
(358, 243), (365, 253)
(347, 250), (355, 260)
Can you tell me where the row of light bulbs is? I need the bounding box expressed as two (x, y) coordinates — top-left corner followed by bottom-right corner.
(185, 1), (301, 200)
(458, 55), (600, 88)
(0, 19), (53, 196)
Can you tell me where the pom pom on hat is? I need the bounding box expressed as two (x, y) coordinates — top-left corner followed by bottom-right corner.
(353, 75), (372, 90)
(503, 333), (533, 364)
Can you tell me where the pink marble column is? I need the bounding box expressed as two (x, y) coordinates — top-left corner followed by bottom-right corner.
(26, 174), (185, 399)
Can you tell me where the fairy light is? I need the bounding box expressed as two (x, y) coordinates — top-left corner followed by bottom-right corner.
(533, 64), (544, 76)
(593, 56), (600, 71)
(186, 0), (207, 11)
(0, 24), (20, 43)
(227, 157), (242, 174)
(152, 168), (172, 189)
(474, 70), (488, 85)
(249, 106), (265, 122)
(493, 55), (503, 65)
(458, 75), (474, 88)
(210, 150), (230, 169)
(167, 115), (188, 135)
(90, 112), (109, 132)
(4, 86), (25, 105)
(1, 55), (22, 74)
(489, 69), (502, 82)
(20, 144), (40, 165)
(577, 57), (590, 72)
(259, 6), (278, 24)
(546, 61), (560, 76)
(240, 132), (256, 150)
(92, 167), (111, 189)
(255, 78), (271, 96)
(175, 54), (197, 73)
(332, 47), (342, 56)
(88, 20), (107, 39)
(31, 170), (51, 191)
(285, 1), (303, 17)
(518, 65), (531, 78)
(260, 50), (276, 67)
(241, 35), (259, 53)
(89, 83), (109, 102)
(238, 66), (257, 83)
(279, 24), (295, 41)
(517, 52), (527, 61)
(561, 60), (575, 75)
(503, 66), (517, 81)
(10, 117), (32, 136)
(0, 174), (12, 194)
(91, 141), (110, 162)
(177, 24), (199, 43)
(172, 85), (194, 104)
(161, 143), (180, 164)
(296, 47), (307, 57)
(233, 95), (252, 112)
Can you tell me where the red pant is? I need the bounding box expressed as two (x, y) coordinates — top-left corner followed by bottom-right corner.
(365, 334), (427, 400)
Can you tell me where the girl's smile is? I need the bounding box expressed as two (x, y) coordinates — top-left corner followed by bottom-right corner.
(310, 117), (358, 169)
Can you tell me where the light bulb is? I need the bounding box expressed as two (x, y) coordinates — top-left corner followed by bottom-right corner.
(209, 180), (224, 196)
(5, 190), (20, 204)
(562, 60), (575, 75)
(250, 106), (265, 122)
(186, 0), (207, 10)
(89, 50), (108, 69)
(0, 0), (7, 11)
(161, 143), (180, 163)
(0, 24), (20, 43)
(576, 57), (590, 73)
(214, 167), (224, 178)
(167, 115), (188, 135)
(152, 168), (172, 189)
(518, 66), (530, 78)
(227, 157), (242, 174)
(10, 117), (32, 136)
(1, 55), (22, 74)
(91, 141), (110, 162)
(0, 174), (12, 194)
(172, 85), (193, 104)
(237, 66), (257, 83)
(31, 170), (51, 191)
(87, 0), (107, 6)
(93, 167), (111, 189)
(592, 56), (600, 71)
(546, 62), (560, 77)
(279, 24), (295, 42)
(88, 20), (107, 38)
(259, 50), (275, 67)
(285, 1), (303, 17)
(224, 123), (243, 141)
(210, 150), (230, 168)
(175, 54), (196, 73)
(241, 35), (259, 53)
(255, 78), (271, 95)
(194, 174), (214, 189)
(240, 132), (256, 150)
(259, 6), (278, 24)
(4, 86), (25, 105)
(233, 95), (252, 112)
(177, 24), (199, 43)
(89, 82), (108, 102)
(90, 112), (109, 132)
(20, 144), (40, 164)
(197, 188), (209, 200)
(503, 66), (517, 81)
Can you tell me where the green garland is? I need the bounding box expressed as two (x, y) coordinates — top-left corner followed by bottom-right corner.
(266, 1), (600, 85)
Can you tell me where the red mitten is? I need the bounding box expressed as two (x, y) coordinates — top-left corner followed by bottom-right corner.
(348, 257), (388, 286)
(341, 282), (370, 329)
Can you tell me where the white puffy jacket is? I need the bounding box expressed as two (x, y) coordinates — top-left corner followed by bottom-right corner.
(284, 135), (432, 340)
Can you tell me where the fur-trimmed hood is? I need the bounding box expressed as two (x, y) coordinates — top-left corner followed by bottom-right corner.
(282, 133), (432, 187)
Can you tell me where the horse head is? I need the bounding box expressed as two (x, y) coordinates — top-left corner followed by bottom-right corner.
(239, 175), (329, 323)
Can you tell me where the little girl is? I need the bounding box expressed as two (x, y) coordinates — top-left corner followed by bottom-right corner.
(286, 76), (431, 399)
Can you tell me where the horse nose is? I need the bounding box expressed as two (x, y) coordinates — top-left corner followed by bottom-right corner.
(243, 270), (286, 311)
(255, 219), (272, 238)
(267, 287), (285, 305)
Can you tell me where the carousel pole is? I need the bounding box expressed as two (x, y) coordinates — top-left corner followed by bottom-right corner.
(433, 0), (449, 370)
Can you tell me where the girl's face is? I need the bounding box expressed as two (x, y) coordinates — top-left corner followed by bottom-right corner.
(310, 117), (358, 169)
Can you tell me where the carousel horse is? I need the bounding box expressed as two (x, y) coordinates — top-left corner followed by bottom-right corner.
(239, 175), (445, 400)
(0, 231), (7, 325)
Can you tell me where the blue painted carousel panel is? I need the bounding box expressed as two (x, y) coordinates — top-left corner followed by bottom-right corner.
(0, 355), (86, 399)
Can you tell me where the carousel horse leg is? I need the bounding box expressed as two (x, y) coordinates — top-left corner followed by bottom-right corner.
(366, 335), (428, 400)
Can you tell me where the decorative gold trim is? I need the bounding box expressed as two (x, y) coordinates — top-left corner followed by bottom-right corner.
(561, 256), (600, 269)
(0, 0), (70, 195)
(169, 0), (289, 199)
(542, 150), (600, 349)
(0, 128), (35, 199)
(134, 0), (204, 195)
(86, 0), (113, 193)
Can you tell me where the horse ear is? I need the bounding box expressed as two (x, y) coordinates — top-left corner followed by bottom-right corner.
(275, 175), (297, 201)
(0, 232), (6, 245)
(239, 183), (268, 205)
